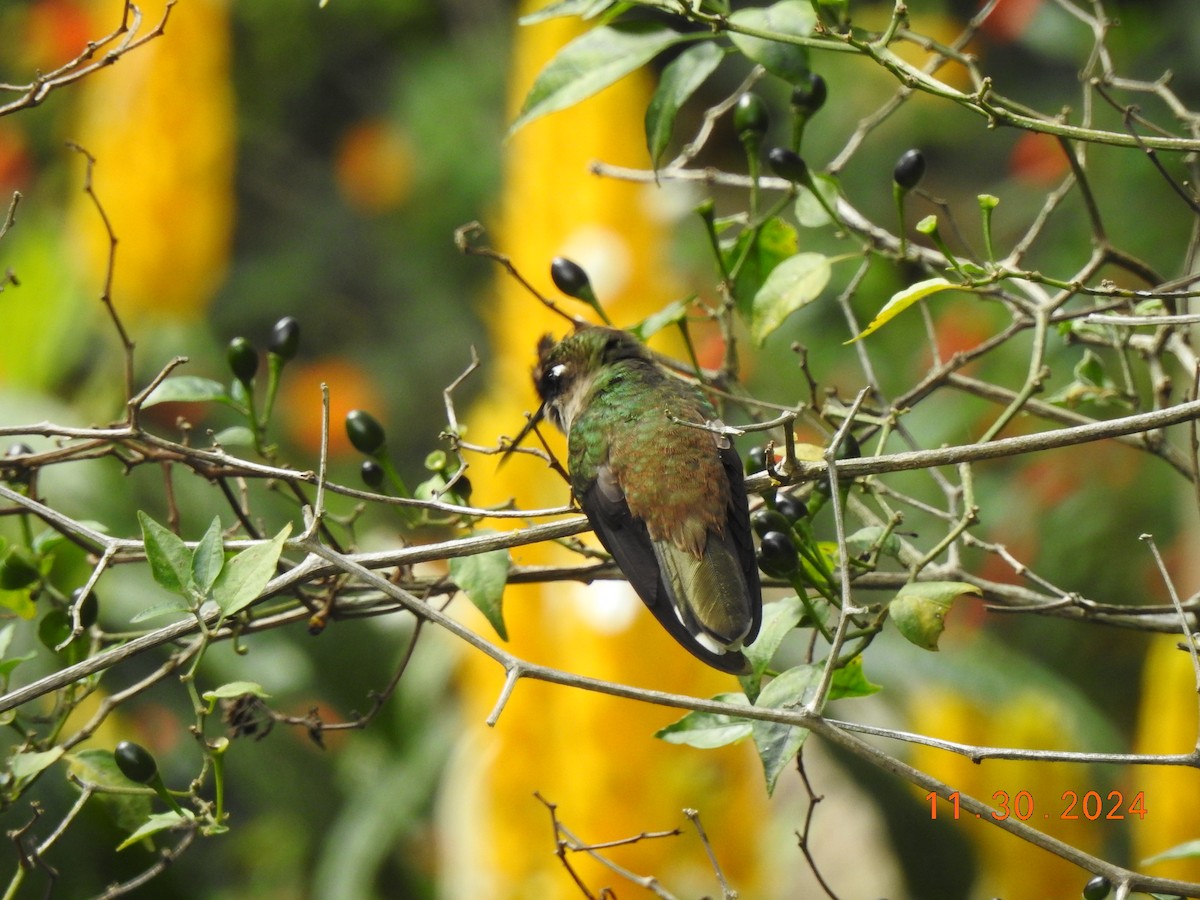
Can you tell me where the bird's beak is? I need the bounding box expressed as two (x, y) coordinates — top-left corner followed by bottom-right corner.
(498, 403), (546, 468)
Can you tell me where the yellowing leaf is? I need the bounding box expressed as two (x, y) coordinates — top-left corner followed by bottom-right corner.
(889, 581), (981, 651)
(750, 251), (831, 344)
(847, 277), (960, 343)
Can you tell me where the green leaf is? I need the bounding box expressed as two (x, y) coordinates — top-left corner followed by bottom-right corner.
(0, 588), (36, 619)
(191, 517), (225, 596)
(645, 41), (725, 168)
(137, 511), (193, 598)
(793, 174), (840, 227)
(728, 1), (817, 85)
(1045, 350), (1130, 409)
(129, 600), (192, 624)
(847, 277), (960, 343)
(742, 595), (805, 700)
(750, 251), (831, 344)
(10, 747), (64, 788)
(725, 216), (798, 317)
(889, 581), (981, 651)
(845, 525), (902, 560)
(510, 22), (688, 135)
(449, 545), (512, 640)
(211, 425), (257, 448)
(117, 810), (193, 852)
(69, 748), (134, 791)
(211, 523), (292, 617)
(752, 664), (818, 794)
(0, 624), (35, 681)
(828, 656), (881, 701)
(655, 693), (753, 749)
(1143, 839), (1200, 865)
(630, 298), (692, 342)
(38, 609), (77, 659)
(141, 376), (231, 408)
(69, 749), (156, 834)
(518, 0), (615, 25)
(203, 680), (270, 703)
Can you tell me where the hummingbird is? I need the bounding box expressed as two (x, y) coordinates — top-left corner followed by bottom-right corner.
(519, 325), (762, 673)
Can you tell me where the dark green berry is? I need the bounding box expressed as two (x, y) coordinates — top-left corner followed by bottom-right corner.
(227, 337), (258, 385)
(734, 93), (769, 143)
(114, 741), (158, 785)
(751, 508), (791, 539)
(790, 73), (827, 116)
(345, 410), (387, 456)
(834, 432), (862, 460)
(757, 530), (799, 578)
(449, 474), (472, 503)
(1081, 875), (1111, 900)
(745, 446), (767, 475)
(550, 257), (595, 302)
(360, 460), (384, 489)
(768, 147), (809, 183)
(268, 316), (300, 361)
(893, 149), (926, 191)
(71, 587), (99, 628)
(3, 443), (33, 486)
(775, 493), (807, 523)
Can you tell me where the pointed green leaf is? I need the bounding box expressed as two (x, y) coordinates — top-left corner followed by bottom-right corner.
(750, 251), (831, 345)
(630, 298), (692, 342)
(203, 680), (270, 703)
(141, 376), (231, 408)
(69, 749), (156, 836)
(728, 1), (817, 85)
(645, 41), (725, 168)
(889, 581), (980, 651)
(828, 656), (881, 701)
(510, 23), (688, 135)
(10, 747), (64, 788)
(450, 545), (511, 640)
(0, 588), (36, 619)
(129, 600), (192, 624)
(211, 426), (257, 448)
(137, 511), (193, 598)
(742, 595), (805, 699)
(726, 216), (798, 317)
(211, 523), (292, 617)
(655, 693), (753, 749)
(0, 623), (35, 681)
(117, 810), (193, 852)
(1143, 839), (1200, 865)
(518, 0), (615, 25)
(845, 525), (902, 560)
(191, 518), (225, 596)
(752, 664), (817, 794)
(847, 277), (960, 343)
(69, 748), (139, 791)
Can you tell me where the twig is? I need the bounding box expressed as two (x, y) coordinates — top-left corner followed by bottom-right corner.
(454, 221), (581, 325)
(66, 143), (136, 404)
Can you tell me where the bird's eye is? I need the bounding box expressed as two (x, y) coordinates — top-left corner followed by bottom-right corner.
(540, 363), (567, 398)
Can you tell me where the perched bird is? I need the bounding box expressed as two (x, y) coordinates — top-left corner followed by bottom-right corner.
(523, 325), (762, 673)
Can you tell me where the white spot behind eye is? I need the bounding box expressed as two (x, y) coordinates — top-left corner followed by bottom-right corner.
(550, 364), (567, 380)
